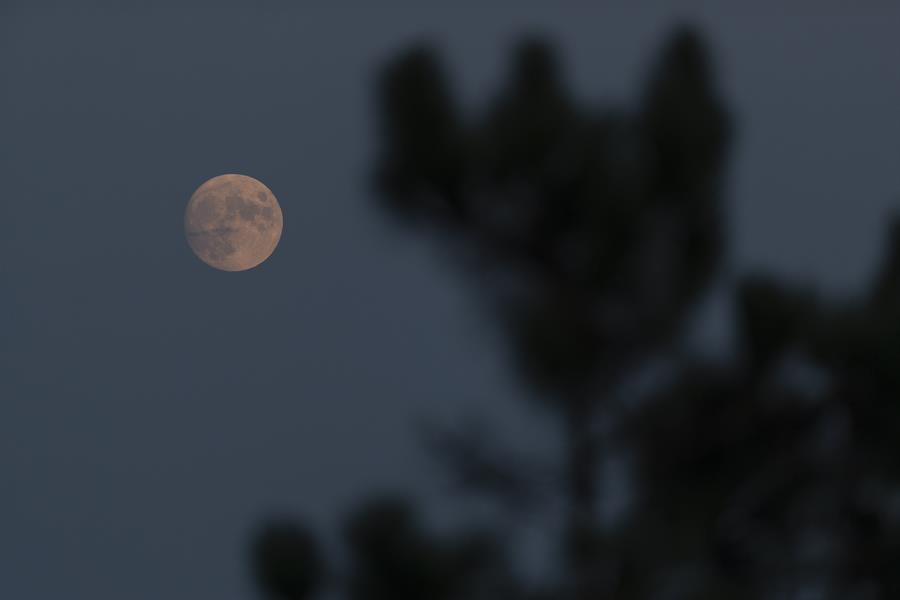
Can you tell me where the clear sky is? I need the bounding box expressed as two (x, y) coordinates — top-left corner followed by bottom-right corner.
(3, 3), (900, 599)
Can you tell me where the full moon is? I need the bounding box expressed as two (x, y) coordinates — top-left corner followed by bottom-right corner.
(185, 174), (283, 271)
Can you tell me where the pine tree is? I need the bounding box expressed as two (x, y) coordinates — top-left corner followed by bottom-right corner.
(251, 25), (900, 600)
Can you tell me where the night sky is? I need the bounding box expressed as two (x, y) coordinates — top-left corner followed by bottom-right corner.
(3, 3), (900, 599)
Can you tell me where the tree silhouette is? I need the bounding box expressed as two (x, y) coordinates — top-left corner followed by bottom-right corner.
(252, 520), (325, 600)
(250, 25), (900, 600)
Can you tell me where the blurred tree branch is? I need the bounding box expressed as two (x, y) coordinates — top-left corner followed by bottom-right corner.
(251, 23), (900, 600)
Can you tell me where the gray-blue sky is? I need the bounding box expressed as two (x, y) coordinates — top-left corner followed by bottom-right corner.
(3, 3), (900, 599)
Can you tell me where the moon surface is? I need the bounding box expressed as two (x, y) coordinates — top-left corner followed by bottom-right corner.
(185, 174), (283, 271)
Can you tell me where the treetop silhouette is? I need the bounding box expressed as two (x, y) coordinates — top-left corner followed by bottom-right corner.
(251, 25), (900, 600)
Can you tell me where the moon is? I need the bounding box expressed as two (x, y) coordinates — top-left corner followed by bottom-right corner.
(185, 174), (283, 271)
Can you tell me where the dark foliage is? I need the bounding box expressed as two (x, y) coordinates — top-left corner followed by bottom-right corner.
(252, 520), (325, 600)
(252, 25), (900, 600)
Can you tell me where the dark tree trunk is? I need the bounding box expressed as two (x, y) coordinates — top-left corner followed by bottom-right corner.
(564, 392), (602, 600)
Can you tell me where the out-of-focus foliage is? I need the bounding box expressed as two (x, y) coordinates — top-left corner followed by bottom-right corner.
(252, 520), (325, 600)
(343, 498), (517, 600)
(251, 25), (900, 600)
